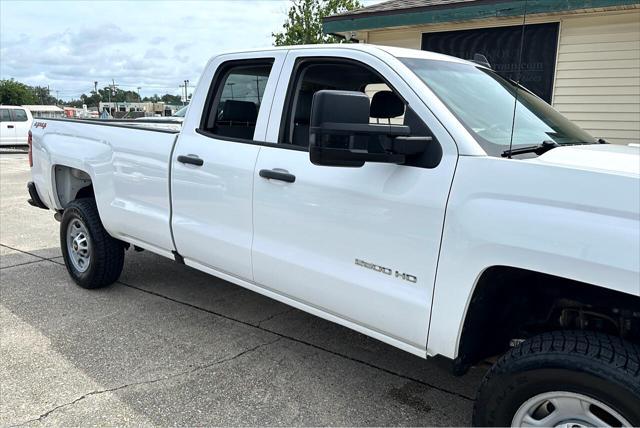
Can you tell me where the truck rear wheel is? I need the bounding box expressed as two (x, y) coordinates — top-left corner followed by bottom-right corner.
(473, 330), (640, 427)
(60, 198), (124, 289)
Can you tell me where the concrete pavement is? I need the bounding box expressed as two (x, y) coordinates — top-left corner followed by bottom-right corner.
(0, 153), (484, 426)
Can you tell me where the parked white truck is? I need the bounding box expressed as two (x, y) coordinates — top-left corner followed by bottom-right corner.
(28, 45), (640, 426)
(1, 105), (33, 146)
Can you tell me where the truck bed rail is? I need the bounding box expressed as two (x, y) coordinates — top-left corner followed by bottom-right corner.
(34, 117), (182, 134)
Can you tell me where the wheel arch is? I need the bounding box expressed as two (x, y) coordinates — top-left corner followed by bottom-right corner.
(453, 265), (640, 375)
(53, 164), (94, 208)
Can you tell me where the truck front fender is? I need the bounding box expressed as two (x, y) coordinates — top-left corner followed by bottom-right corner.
(427, 156), (640, 360)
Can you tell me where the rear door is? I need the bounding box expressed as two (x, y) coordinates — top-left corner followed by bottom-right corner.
(0, 108), (16, 144)
(251, 49), (459, 352)
(171, 51), (287, 281)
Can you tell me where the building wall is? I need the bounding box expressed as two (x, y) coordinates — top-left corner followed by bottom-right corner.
(554, 12), (640, 144)
(362, 9), (640, 144)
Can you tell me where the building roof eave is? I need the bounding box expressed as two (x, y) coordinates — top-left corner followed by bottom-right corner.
(323, 0), (640, 33)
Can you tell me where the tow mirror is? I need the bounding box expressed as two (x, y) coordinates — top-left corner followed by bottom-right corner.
(309, 90), (428, 167)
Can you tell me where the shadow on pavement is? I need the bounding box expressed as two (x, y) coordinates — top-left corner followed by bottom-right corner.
(1, 245), (484, 426)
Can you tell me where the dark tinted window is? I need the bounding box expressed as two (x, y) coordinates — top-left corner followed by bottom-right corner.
(0, 109), (10, 122)
(11, 109), (28, 122)
(202, 62), (272, 140)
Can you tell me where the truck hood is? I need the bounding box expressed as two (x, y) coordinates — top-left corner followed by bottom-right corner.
(534, 143), (640, 177)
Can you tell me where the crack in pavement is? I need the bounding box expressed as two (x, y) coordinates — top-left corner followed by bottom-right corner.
(0, 258), (50, 270)
(9, 337), (282, 427)
(2, 243), (476, 402)
(257, 307), (294, 327)
(0, 244), (63, 266)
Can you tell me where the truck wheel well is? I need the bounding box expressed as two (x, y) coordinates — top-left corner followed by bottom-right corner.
(454, 266), (640, 374)
(54, 165), (93, 207)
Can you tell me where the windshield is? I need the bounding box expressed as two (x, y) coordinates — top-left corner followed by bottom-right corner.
(173, 106), (188, 117)
(400, 58), (594, 156)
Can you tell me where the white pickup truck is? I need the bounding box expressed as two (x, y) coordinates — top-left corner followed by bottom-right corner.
(28, 44), (640, 426)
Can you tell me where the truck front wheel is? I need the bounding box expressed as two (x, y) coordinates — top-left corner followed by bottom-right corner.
(473, 330), (640, 427)
(60, 198), (124, 289)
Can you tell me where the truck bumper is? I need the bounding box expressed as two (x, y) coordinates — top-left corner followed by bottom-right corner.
(27, 181), (48, 210)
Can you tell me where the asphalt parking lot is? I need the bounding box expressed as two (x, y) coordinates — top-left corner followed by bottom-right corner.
(1, 152), (485, 426)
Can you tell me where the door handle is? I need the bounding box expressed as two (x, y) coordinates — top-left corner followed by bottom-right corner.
(259, 168), (295, 183)
(177, 154), (204, 166)
(7, 125), (14, 129)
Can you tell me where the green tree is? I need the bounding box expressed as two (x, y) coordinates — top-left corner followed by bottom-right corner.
(0, 79), (38, 105)
(160, 94), (182, 104)
(31, 86), (57, 105)
(273, 0), (362, 46)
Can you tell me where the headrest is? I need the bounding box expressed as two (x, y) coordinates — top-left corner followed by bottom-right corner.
(370, 91), (404, 119)
(220, 100), (258, 122)
(294, 92), (313, 123)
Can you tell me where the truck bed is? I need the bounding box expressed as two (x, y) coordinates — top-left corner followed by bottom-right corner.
(30, 117), (180, 256)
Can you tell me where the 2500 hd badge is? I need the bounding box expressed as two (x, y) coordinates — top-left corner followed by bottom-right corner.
(355, 258), (418, 283)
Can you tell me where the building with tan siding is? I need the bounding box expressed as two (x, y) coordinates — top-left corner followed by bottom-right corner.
(324, 0), (640, 144)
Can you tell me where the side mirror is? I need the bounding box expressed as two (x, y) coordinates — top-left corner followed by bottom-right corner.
(309, 90), (427, 167)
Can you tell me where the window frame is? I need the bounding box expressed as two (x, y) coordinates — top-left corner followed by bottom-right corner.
(277, 56), (410, 150)
(197, 58), (275, 144)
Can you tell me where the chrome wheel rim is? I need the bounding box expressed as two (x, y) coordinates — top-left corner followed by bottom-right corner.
(512, 391), (631, 427)
(66, 218), (91, 273)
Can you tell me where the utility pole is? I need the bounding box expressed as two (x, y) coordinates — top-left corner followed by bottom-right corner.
(179, 80), (188, 106)
(185, 79), (189, 104)
(255, 76), (261, 104)
(137, 87), (142, 102)
(94, 81), (100, 110)
(227, 82), (235, 100)
(108, 79), (118, 115)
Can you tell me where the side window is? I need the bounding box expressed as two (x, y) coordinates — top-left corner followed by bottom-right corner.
(11, 109), (28, 122)
(280, 61), (408, 148)
(202, 61), (272, 141)
(364, 84), (405, 125)
(0, 109), (10, 122)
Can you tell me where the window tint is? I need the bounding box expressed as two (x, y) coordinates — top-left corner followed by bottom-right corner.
(11, 109), (28, 122)
(0, 109), (10, 122)
(202, 62), (272, 140)
(281, 61), (407, 148)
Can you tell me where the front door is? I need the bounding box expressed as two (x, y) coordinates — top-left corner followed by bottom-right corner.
(171, 51), (286, 281)
(0, 109), (16, 144)
(251, 51), (458, 352)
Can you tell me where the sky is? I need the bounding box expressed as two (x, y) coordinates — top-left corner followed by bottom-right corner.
(0, 0), (380, 100)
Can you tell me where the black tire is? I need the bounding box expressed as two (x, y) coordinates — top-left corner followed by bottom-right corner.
(60, 198), (124, 289)
(473, 330), (640, 427)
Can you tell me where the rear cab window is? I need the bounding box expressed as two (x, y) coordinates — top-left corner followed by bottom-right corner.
(200, 60), (273, 141)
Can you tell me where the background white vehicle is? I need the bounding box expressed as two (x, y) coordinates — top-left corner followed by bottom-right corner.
(28, 45), (640, 427)
(0, 105), (33, 146)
